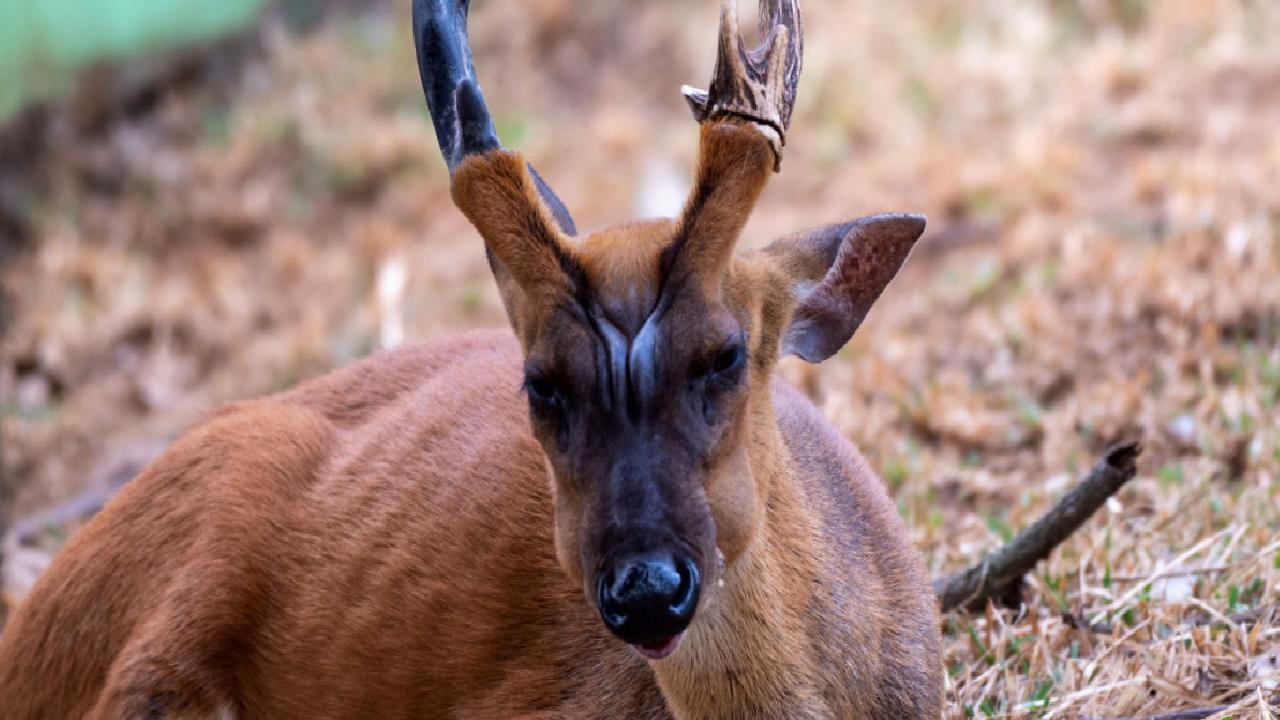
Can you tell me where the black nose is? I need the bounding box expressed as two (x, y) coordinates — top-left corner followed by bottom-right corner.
(597, 552), (700, 645)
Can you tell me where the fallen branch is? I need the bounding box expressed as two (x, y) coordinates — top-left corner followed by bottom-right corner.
(934, 441), (1142, 613)
(1082, 693), (1279, 720)
(1081, 706), (1233, 720)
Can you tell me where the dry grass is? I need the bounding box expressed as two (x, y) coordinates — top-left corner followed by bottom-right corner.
(2, 1), (1279, 717)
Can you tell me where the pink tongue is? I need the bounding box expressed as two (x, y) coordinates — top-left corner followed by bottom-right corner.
(634, 633), (682, 660)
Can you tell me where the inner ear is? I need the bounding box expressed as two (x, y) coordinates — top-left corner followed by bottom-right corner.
(764, 213), (926, 363)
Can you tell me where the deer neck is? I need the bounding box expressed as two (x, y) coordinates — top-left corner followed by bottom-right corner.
(648, 411), (829, 719)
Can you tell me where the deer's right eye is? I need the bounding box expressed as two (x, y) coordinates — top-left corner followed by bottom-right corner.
(524, 371), (571, 451)
(524, 374), (560, 409)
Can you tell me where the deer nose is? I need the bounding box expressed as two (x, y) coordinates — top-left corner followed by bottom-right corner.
(597, 552), (700, 647)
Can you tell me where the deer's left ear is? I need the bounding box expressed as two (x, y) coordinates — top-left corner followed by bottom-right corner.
(763, 213), (925, 363)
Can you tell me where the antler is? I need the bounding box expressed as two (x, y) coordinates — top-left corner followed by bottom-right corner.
(682, 0), (803, 170)
(412, 0), (576, 234)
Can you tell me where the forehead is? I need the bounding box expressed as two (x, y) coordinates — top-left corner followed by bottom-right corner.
(575, 219), (677, 335)
(533, 218), (743, 416)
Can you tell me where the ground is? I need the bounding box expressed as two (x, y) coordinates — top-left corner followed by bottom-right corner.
(1, 1), (1278, 717)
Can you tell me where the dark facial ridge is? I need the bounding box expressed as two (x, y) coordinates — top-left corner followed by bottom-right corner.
(543, 263), (666, 421)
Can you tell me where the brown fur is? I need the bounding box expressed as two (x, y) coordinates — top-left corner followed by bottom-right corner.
(0, 120), (943, 718)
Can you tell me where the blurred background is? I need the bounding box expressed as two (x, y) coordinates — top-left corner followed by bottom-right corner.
(1, 0), (1278, 716)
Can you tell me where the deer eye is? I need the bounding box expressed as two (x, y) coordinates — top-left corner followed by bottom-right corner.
(710, 343), (746, 378)
(700, 341), (746, 425)
(701, 340), (747, 412)
(524, 373), (560, 408)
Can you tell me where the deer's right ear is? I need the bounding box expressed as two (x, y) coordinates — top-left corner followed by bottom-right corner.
(763, 213), (925, 363)
(451, 150), (582, 340)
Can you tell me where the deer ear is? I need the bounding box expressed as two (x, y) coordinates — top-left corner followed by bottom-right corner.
(764, 213), (925, 363)
(451, 149), (582, 344)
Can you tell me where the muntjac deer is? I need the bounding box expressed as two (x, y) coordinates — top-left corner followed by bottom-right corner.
(0, 0), (943, 716)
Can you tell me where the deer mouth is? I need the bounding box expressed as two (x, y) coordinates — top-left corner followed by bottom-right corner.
(633, 632), (684, 660)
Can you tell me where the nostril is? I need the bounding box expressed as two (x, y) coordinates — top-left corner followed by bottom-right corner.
(597, 570), (626, 626)
(669, 557), (700, 617)
(671, 570), (689, 609)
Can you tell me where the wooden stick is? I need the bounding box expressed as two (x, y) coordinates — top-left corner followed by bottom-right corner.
(934, 442), (1142, 613)
(1083, 694), (1278, 720)
(1081, 706), (1232, 720)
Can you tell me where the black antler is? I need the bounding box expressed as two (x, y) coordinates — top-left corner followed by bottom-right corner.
(412, 0), (576, 235)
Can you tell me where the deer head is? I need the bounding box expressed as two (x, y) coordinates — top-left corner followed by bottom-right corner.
(413, 0), (924, 659)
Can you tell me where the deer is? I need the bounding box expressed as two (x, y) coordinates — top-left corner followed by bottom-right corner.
(0, 0), (943, 717)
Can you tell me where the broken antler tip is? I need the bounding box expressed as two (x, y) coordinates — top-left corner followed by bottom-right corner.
(689, 0), (804, 167)
(681, 85), (710, 121)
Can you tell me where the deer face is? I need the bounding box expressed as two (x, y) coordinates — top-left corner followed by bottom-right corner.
(414, 0), (924, 659)
(521, 219), (761, 659)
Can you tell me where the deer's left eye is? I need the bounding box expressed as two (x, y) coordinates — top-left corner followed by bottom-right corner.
(702, 339), (747, 398)
(700, 342), (746, 424)
(711, 344), (745, 376)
